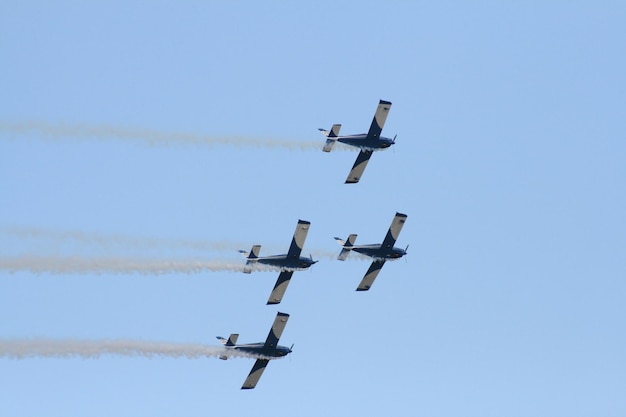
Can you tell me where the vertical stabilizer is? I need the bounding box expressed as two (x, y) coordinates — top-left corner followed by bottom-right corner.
(225, 334), (239, 346)
(240, 245), (261, 273)
(248, 245), (261, 259)
(217, 333), (239, 359)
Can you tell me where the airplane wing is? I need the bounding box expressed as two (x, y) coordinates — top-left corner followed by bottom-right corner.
(366, 100), (392, 140)
(380, 212), (408, 250)
(241, 359), (270, 389)
(267, 271), (294, 305)
(287, 220), (311, 259)
(345, 149), (373, 184)
(264, 311), (290, 348)
(356, 260), (386, 291)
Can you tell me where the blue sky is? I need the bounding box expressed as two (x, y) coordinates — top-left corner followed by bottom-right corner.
(1, 2), (625, 416)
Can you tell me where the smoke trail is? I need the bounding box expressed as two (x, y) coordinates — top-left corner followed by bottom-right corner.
(1, 226), (252, 253)
(1, 227), (358, 263)
(0, 339), (273, 360)
(0, 120), (324, 151)
(308, 249), (374, 262)
(0, 255), (282, 275)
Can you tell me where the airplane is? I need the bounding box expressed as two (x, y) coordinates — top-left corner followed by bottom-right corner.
(217, 311), (292, 390)
(239, 220), (317, 305)
(334, 212), (408, 291)
(319, 99), (395, 184)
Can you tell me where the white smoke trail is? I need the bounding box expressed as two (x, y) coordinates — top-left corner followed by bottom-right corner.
(0, 227), (369, 273)
(1, 226), (251, 253)
(0, 255), (282, 275)
(309, 249), (373, 262)
(0, 339), (271, 360)
(0, 120), (323, 151)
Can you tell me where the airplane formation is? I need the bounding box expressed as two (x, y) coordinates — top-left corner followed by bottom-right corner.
(217, 100), (408, 389)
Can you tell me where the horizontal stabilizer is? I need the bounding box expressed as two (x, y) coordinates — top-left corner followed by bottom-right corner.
(216, 334), (239, 346)
(337, 248), (351, 261)
(320, 124), (341, 152)
(239, 245), (261, 260)
(336, 234), (357, 260)
(323, 138), (337, 152)
(318, 124), (341, 137)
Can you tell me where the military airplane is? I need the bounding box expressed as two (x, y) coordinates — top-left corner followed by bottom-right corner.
(217, 311), (292, 390)
(334, 212), (408, 291)
(239, 220), (316, 304)
(320, 99), (395, 184)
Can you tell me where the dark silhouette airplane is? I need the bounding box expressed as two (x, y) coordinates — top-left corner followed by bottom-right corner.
(335, 212), (408, 291)
(320, 99), (395, 184)
(217, 311), (292, 390)
(240, 220), (316, 304)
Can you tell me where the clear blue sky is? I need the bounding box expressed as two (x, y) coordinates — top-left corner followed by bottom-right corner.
(1, 2), (625, 416)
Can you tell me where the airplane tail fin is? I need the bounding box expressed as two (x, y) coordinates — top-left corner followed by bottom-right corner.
(239, 245), (261, 273)
(335, 234), (357, 260)
(217, 334), (239, 360)
(320, 124), (341, 152)
(217, 334), (239, 346)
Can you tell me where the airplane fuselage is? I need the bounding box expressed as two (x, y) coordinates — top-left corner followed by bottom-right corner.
(227, 343), (292, 358)
(352, 245), (407, 260)
(251, 255), (317, 270)
(336, 134), (395, 150)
